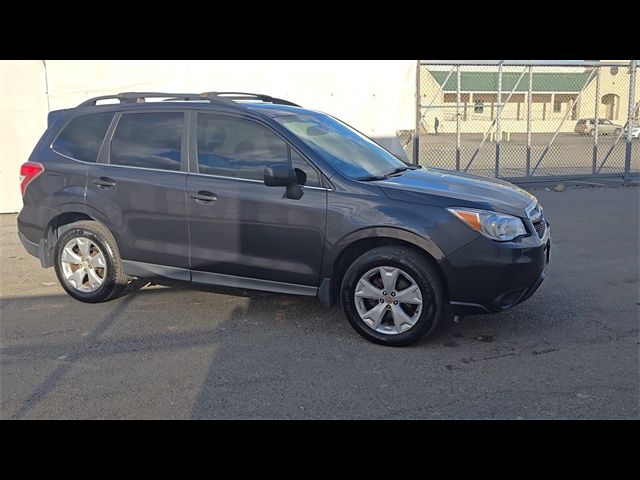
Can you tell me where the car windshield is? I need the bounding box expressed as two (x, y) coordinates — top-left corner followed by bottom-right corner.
(274, 112), (408, 180)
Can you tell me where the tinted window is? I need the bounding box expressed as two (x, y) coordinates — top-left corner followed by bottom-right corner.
(110, 112), (183, 171)
(52, 112), (114, 162)
(291, 149), (321, 187)
(197, 114), (288, 180)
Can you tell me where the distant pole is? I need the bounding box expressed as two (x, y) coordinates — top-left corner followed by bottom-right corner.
(593, 67), (600, 175)
(526, 65), (532, 178)
(495, 61), (503, 178)
(624, 60), (636, 181)
(413, 60), (421, 165)
(456, 65), (461, 171)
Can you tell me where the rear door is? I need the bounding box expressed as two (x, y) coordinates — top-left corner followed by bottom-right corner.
(186, 111), (327, 288)
(85, 110), (190, 278)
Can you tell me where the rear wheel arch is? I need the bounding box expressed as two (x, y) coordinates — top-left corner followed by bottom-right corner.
(43, 211), (121, 267)
(47, 212), (94, 238)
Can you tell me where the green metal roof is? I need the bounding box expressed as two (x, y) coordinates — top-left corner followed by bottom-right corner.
(428, 70), (594, 93)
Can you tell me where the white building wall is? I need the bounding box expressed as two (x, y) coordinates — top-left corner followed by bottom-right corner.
(0, 61), (49, 214)
(0, 60), (416, 213)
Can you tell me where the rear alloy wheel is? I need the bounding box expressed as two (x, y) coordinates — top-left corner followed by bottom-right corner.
(54, 220), (144, 303)
(60, 237), (107, 293)
(341, 246), (443, 346)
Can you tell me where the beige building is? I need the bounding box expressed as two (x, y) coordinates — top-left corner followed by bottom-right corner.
(419, 62), (639, 135)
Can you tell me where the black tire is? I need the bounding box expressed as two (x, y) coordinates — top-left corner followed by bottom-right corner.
(340, 246), (444, 347)
(53, 220), (139, 303)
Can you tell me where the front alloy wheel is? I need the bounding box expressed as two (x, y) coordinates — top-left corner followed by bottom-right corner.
(341, 245), (444, 346)
(354, 266), (423, 335)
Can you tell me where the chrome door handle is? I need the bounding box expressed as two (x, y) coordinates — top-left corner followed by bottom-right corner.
(190, 191), (217, 203)
(92, 177), (116, 188)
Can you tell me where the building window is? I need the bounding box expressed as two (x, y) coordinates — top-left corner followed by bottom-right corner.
(474, 102), (484, 114)
(601, 94), (620, 120)
(553, 99), (562, 113)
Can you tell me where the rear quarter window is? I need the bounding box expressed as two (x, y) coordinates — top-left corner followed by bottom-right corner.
(51, 112), (114, 162)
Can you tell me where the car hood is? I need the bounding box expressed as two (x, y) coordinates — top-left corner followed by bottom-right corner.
(377, 167), (537, 217)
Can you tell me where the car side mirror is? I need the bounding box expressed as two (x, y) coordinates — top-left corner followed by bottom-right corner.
(264, 163), (303, 200)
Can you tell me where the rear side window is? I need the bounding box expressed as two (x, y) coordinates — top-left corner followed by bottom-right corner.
(52, 112), (114, 162)
(110, 112), (183, 171)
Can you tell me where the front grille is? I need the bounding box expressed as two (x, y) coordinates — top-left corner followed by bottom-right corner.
(533, 219), (546, 238)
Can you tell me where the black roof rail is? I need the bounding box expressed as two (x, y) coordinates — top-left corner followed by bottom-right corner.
(77, 92), (208, 107)
(77, 91), (301, 108)
(201, 92), (301, 107)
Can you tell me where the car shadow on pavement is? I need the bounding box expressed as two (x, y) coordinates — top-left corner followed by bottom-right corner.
(1, 283), (544, 419)
(5, 291), (139, 419)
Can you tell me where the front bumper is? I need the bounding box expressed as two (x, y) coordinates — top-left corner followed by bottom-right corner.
(441, 224), (551, 316)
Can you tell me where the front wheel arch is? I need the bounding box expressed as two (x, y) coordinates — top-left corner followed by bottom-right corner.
(328, 234), (449, 307)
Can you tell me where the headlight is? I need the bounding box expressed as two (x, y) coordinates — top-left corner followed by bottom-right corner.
(447, 207), (527, 241)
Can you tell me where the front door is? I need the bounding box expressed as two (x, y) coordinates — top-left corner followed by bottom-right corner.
(186, 112), (327, 289)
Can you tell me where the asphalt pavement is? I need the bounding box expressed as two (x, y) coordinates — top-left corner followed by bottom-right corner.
(1, 185), (638, 419)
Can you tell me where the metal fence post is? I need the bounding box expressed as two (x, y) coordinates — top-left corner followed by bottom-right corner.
(456, 65), (461, 171)
(495, 61), (503, 178)
(592, 66), (600, 175)
(526, 65), (532, 178)
(624, 60), (637, 181)
(413, 60), (421, 165)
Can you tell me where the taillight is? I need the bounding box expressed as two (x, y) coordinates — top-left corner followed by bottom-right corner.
(19, 162), (44, 197)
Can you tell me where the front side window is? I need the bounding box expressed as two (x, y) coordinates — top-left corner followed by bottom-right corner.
(110, 112), (183, 171)
(52, 112), (114, 162)
(274, 113), (407, 180)
(196, 114), (288, 181)
(290, 149), (321, 187)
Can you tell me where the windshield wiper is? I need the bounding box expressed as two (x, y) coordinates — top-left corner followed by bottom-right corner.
(357, 166), (411, 182)
(357, 174), (388, 181)
(386, 166), (410, 177)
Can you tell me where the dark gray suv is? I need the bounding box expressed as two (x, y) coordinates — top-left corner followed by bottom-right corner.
(17, 92), (550, 346)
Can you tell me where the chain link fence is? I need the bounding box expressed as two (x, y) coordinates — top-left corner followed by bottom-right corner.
(402, 60), (639, 182)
